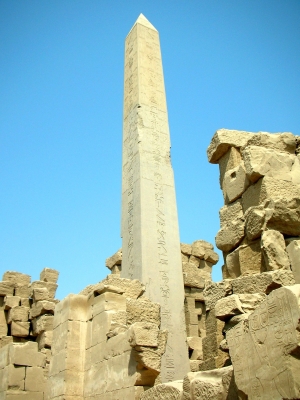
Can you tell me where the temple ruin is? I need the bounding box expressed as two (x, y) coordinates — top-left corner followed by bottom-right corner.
(0, 14), (300, 400)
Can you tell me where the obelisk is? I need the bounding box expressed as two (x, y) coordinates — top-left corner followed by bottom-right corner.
(121, 14), (190, 381)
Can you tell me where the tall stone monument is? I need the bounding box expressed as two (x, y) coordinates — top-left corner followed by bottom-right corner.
(121, 14), (190, 381)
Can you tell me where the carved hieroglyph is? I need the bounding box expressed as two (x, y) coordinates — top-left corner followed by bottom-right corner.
(121, 14), (190, 381)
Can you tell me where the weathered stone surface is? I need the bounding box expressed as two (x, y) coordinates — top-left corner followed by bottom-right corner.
(181, 243), (192, 255)
(242, 176), (300, 212)
(105, 249), (122, 270)
(191, 240), (214, 258)
(37, 330), (53, 349)
(237, 293), (266, 313)
(8, 342), (46, 367)
(33, 287), (49, 301)
(216, 200), (245, 252)
(224, 313), (250, 332)
(32, 315), (54, 336)
(11, 321), (30, 337)
(53, 294), (87, 328)
(30, 300), (55, 319)
(2, 271), (31, 286)
(126, 297), (160, 326)
(14, 284), (30, 298)
(128, 322), (159, 347)
(223, 162), (250, 203)
(287, 239), (300, 283)
(7, 306), (29, 323)
(239, 240), (265, 275)
(0, 336), (12, 349)
(203, 281), (232, 311)
(207, 129), (254, 164)
(25, 366), (46, 392)
(244, 200), (274, 240)
(227, 285), (300, 400)
(243, 131), (296, 154)
(231, 269), (295, 294)
(261, 229), (290, 270)
(30, 280), (58, 299)
(225, 248), (240, 278)
(40, 268), (59, 283)
(182, 262), (206, 288)
(0, 281), (14, 296)
(0, 364), (26, 391)
(100, 275), (145, 299)
(218, 146), (242, 189)
(215, 294), (244, 321)
(140, 380), (183, 399)
(242, 145), (294, 183)
(4, 295), (21, 310)
(267, 197), (300, 236)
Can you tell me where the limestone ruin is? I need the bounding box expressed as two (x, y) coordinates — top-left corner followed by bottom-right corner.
(1, 13), (300, 400)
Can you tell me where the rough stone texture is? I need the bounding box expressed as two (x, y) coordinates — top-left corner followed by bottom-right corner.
(227, 285), (300, 400)
(120, 13), (189, 382)
(105, 248), (122, 272)
(287, 239), (300, 283)
(243, 131), (296, 154)
(239, 240), (265, 275)
(244, 200), (274, 241)
(218, 146), (242, 189)
(140, 380), (183, 399)
(261, 229), (291, 271)
(225, 248), (240, 278)
(237, 293), (266, 313)
(203, 281), (232, 311)
(267, 197), (300, 236)
(215, 295), (244, 321)
(231, 269), (295, 294)
(222, 161), (251, 203)
(207, 129), (254, 164)
(40, 268), (59, 284)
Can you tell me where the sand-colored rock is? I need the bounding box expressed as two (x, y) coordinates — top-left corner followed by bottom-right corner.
(203, 281), (232, 311)
(225, 248), (240, 278)
(227, 285), (300, 399)
(261, 229), (290, 271)
(182, 262), (206, 289)
(239, 240), (265, 275)
(242, 130), (296, 154)
(4, 295), (21, 310)
(287, 239), (300, 283)
(126, 297), (160, 326)
(215, 294), (244, 321)
(237, 293), (266, 313)
(128, 322), (159, 347)
(0, 281), (14, 296)
(105, 248), (122, 270)
(223, 162), (250, 203)
(216, 200), (244, 252)
(140, 380), (183, 399)
(181, 243), (192, 255)
(218, 146), (242, 189)
(40, 268), (59, 284)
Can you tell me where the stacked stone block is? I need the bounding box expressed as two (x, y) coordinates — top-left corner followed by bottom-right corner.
(207, 129), (300, 282)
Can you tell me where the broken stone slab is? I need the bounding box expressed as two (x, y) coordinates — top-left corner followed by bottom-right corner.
(4, 295), (21, 310)
(29, 281), (58, 299)
(261, 229), (291, 271)
(11, 320), (30, 337)
(181, 243), (192, 255)
(222, 161), (251, 203)
(218, 146), (242, 189)
(242, 131), (296, 154)
(105, 248), (122, 270)
(215, 294), (244, 321)
(244, 199), (274, 240)
(225, 248), (240, 278)
(182, 262), (206, 289)
(207, 129), (254, 164)
(128, 322), (159, 347)
(30, 300), (56, 319)
(242, 145), (294, 183)
(140, 380), (183, 399)
(126, 297), (160, 326)
(266, 197), (300, 236)
(203, 281), (232, 311)
(242, 176), (300, 213)
(32, 315), (54, 336)
(182, 365), (238, 400)
(287, 239), (300, 283)
(224, 313), (250, 332)
(191, 240), (214, 258)
(227, 285), (300, 400)
(216, 200), (245, 252)
(0, 336), (12, 349)
(2, 271), (31, 287)
(0, 281), (14, 296)
(239, 240), (266, 275)
(231, 269), (295, 295)
(40, 267), (59, 284)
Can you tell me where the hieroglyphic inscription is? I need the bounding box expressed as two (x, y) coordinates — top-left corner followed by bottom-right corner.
(227, 287), (300, 400)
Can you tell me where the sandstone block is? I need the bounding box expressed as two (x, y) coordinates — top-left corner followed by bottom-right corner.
(0, 335), (12, 350)
(207, 129), (254, 163)
(243, 130), (296, 154)
(14, 284), (30, 298)
(223, 162), (250, 203)
(227, 285), (300, 400)
(11, 321), (30, 337)
(140, 380), (183, 399)
(225, 248), (240, 278)
(8, 342), (46, 367)
(0, 307), (8, 336)
(53, 294), (88, 328)
(267, 197), (300, 236)
(261, 229), (290, 270)
(244, 200), (273, 240)
(40, 267), (59, 283)
(2, 271), (31, 287)
(231, 269), (295, 294)
(242, 176), (300, 212)
(0, 281), (14, 296)
(191, 240), (214, 259)
(4, 296), (21, 310)
(223, 313), (251, 332)
(105, 249), (122, 270)
(25, 366), (46, 392)
(32, 315), (54, 335)
(181, 243), (192, 255)
(237, 293), (266, 313)
(7, 306), (29, 323)
(37, 330), (53, 349)
(3, 391), (44, 400)
(92, 292), (126, 317)
(182, 262), (206, 289)
(33, 287), (49, 301)
(242, 145), (294, 183)
(203, 281), (232, 311)
(30, 301), (55, 319)
(30, 281), (58, 299)
(99, 275), (145, 299)
(239, 240), (265, 275)
(128, 322), (159, 347)
(126, 298), (160, 326)
(218, 146), (242, 189)
(187, 337), (203, 360)
(1, 364), (26, 391)
(287, 239), (300, 283)
(215, 294), (244, 321)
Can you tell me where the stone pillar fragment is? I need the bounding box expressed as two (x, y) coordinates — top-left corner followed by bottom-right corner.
(121, 14), (189, 381)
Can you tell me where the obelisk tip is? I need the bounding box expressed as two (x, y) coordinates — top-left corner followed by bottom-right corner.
(135, 13), (157, 31)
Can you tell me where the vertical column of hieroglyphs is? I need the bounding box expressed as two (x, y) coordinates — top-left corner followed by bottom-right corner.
(121, 14), (190, 382)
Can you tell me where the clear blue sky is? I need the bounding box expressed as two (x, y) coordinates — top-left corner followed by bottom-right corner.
(1, 1), (299, 299)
